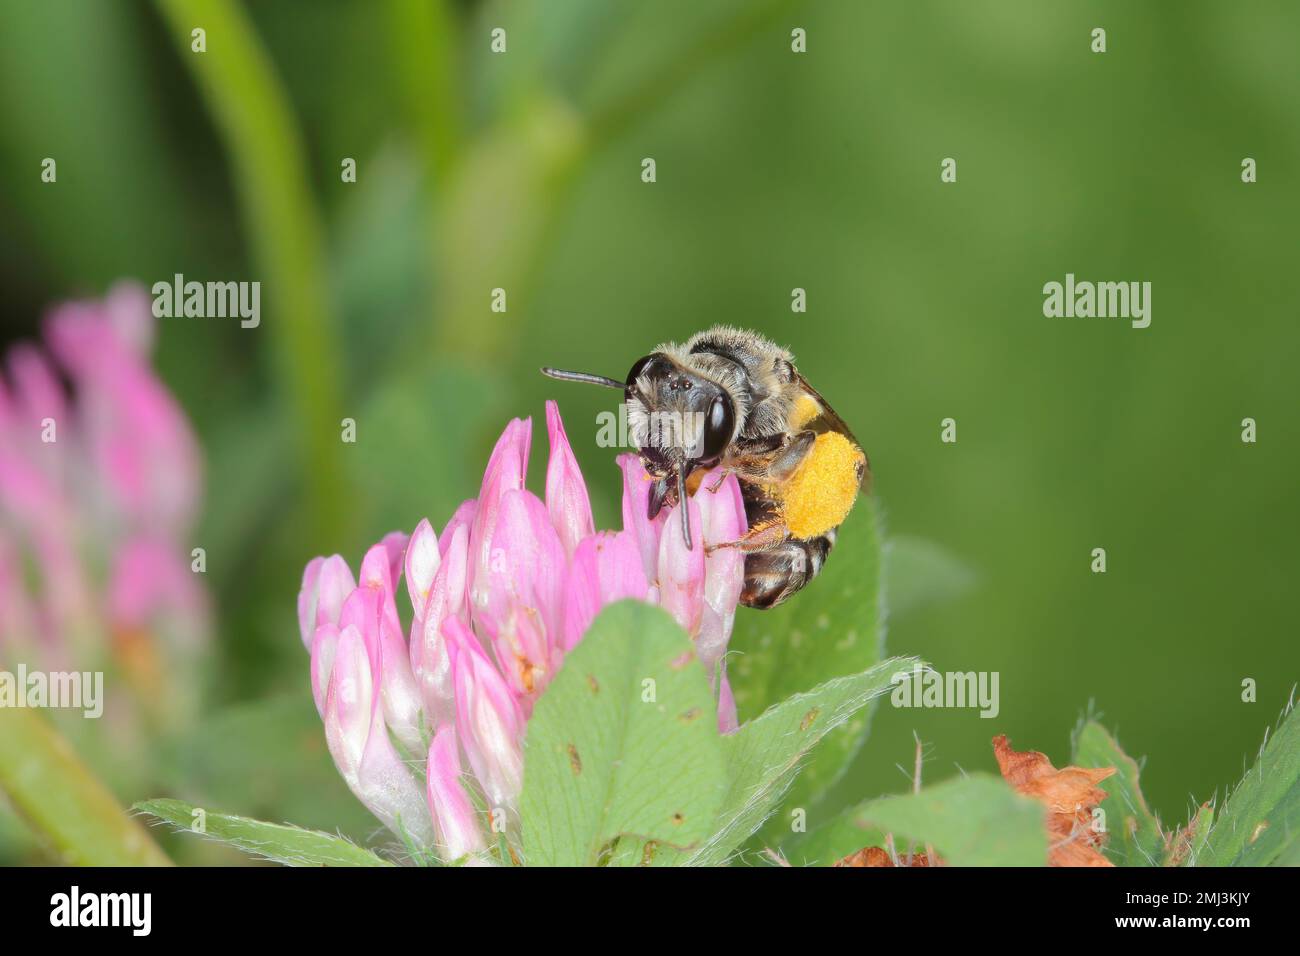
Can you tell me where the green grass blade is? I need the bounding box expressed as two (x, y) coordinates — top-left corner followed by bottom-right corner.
(152, 0), (347, 544)
(0, 709), (171, 866)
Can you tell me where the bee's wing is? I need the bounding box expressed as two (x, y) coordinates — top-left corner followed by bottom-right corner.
(793, 372), (861, 448)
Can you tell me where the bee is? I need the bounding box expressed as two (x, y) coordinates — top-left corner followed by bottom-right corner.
(542, 325), (869, 608)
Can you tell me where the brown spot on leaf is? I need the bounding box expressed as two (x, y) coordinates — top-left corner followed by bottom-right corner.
(587, 674), (599, 694)
(1250, 821), (1269, 843)
(800, 707), (820, 732)
(1165, 802), (1212, 866)
(567, 743), (582, 775)
(671, 812), (685, 826)
(679, 707), (702, 723)
(640, 840), (659, 866)
(595, 838), (619, 866)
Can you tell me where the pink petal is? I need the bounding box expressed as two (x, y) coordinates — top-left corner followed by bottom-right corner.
(359, 537), (410, 643)
(340, 581), (423, 753)
(439, 499), (477, 559)
(657, 494), (705, 638)
(42, 300), (114, 373)
(298, 557), (325, 649)
(560, 531), (649, 651)
(106, 535), (205, 635)
(104, 281), (155, 356)
(544, 401), (594, 558)
(378, 601), (425, 751)
(356, 727), (436, 850)
(468, 419), (531, 620)
(310, 622), (340, 717)
(426, 726), (487, 861)
(445, 616), (524, 813)
(477, 489), (568, 705)
(7, 344), (66, 432)
(45, 293), (202, 534)
(717, 667), (739, 735)
(313, 554), (356, 631)
(404, 517), (441, 627)
(488, 609), (551, 715)
(560, 541), (602, 652)
(378, 531), (408, 591)
(619, 453), (667, 583)
(324, 624), (436, 848)
(479, 417), (532, 501)
(360, 534), (407, 599)
(484, 490), (567, 642)
(0, 456), (90, 648)
(411, 523), (468, 727)
(323, 624), (375, 778)
(694, 472), (747, 676)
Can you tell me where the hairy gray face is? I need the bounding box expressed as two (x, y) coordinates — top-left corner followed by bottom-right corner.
(624, 354), (736, 478)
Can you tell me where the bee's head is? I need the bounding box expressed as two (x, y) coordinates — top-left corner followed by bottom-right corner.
(624, 353), (736, 478)
(539, 353), (737, 550)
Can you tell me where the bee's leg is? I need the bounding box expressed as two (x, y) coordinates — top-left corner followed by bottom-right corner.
(766, 430), (817, 482)
(707, 432), (817, 555)
(725, 434), (785, 478)
(725, 430), (815, 486)
(707, 520), (790, 555)
(730, 433), (787, 457)
(705, 468), (732, 493)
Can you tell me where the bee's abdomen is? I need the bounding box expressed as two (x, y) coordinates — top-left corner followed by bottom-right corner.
(740, 528), (836, 609)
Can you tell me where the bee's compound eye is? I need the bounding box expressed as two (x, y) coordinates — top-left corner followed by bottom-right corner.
(625, 355), (654, 390)
(700, 394), (735, 462)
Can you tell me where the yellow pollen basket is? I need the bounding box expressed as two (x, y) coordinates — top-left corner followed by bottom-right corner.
(781, 432), (864, 539)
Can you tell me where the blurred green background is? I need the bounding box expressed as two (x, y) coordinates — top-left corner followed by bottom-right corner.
(1, 0), (1297, 861)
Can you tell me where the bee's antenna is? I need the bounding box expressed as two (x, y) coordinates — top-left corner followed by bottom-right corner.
(677, 465), (693, 551)
(540, 367), (625, 390)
